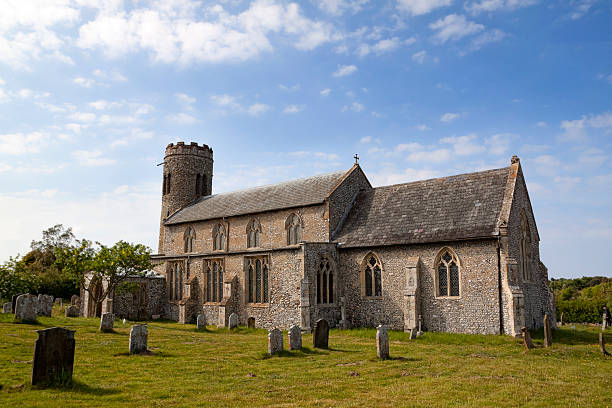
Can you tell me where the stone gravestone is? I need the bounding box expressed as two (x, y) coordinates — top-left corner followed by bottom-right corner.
(599, 333), (610, 356)
(71, 295), (80, 306)
(12, 293), (24, 315)
(38, 295), (54, 317)
(129, 324), (148, 354)
(197, 314), (207, 330)
(65, 305), (79, 318)
(228, 313), (239, 329)
(376, 325), (390, 359)
(288, 325), (302, 350)
(100, 313), (114, 332)
(268, 328), (283, 355)
(543, 314), (552, 347)
(15, 294), (38, 322)
(247, 317), (255, 329)
(3, 302), (11, 313)
(31, 327), (76, 386)
(521, 327), (535, 349)
(409, 328), (417, 340)
(603, 313), (608, 331)
(54, 298), (63, 307)
(559, 312), (564, 326)
(313, 319), (329, 349)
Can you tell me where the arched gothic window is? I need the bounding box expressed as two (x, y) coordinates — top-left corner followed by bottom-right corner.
(246, 219), (261, 248)
(213, 223), (226, 251)
(362, 253), (382, 297)
(168, 262), (185, 301)
(316, 256), (335, 304)
(184, 227), (195, 253)
(520, 211), (532, 281)
(285, 213), (303, 245)
(436, 248), (460, 297)
(205, 259), (224, 303)
(247, 256), (269, 303)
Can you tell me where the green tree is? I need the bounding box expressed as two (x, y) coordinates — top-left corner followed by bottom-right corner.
(57, 240), (152, 312)
(0, 256), (40, 301)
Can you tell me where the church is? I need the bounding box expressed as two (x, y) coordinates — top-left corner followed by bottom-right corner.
(97, 141), (556, 336)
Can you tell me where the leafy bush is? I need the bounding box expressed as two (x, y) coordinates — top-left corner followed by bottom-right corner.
(0, 257), (41, 302)
(552, 276), (611, 323)
(556, 299), (608, 323)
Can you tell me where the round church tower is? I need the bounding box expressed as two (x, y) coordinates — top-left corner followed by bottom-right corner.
(158, 142), (213, 253)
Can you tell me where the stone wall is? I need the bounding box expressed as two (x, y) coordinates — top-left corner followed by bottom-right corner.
(338, 239), (502, 334)
(328, 165), (371, 237)
(302, 242), (341, 329)
(112, 276), (166, 320)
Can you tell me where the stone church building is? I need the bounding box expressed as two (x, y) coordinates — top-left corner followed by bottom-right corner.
(91, 141), (556, 336)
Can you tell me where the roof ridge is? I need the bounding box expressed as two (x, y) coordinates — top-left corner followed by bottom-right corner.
(369, 166), (510, 191)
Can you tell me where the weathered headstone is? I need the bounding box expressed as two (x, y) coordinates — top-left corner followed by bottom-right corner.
(599, 333), (610, 356)
(288, 325), (302, 350)
(31, 327), (75, 386)
(65, 305), (79, 318)
(543, 314), (552, 347)
(247, 317), (255, 329)
(313, 319), (329, 349)
(417, 314), (423, 336)
(268, 328), (283, 355)
(100, 313), (114, 332)
(37, 295), (53, 317)
(521, 327), (535, 349)
(3, 302), (11, 313)
(54, 298), (63, 306)
(15, 294), (38, 322)
(12, 293), (24, 314)
(559, 312), (564, 326)
(129, 324), (148, 354)
(70, 295), (80, 306)
(409, 328), (417, 340)
(197, 314), (207, 330)
(376, 325), (389, 359)
(603, 313), (608, 331)
(228, 312), (239, 329)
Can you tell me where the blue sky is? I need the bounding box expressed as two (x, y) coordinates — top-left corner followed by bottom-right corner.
(0, 0), (610, 278)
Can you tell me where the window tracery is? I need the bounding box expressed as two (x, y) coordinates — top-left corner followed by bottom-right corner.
(247, 256), (269, 304)
(316, 256), (335, 304)
(213, 223), (227, 251)
(285, 213), (303, 245)
(205, 259), (224, 303)
(436, 248), (460, 297)
(184, 226), (195, 253)
(362, 253), (382, 297)
(246, 219), (261, 248)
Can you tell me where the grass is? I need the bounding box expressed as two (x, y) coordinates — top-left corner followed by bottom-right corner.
(0, 306), (610, 408)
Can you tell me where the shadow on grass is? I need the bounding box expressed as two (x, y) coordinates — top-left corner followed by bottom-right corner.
(531, 326), (602, 345)
(33, 379), (120, 396)
(257, 347), (329, 359)
(12, 319), (45, 326)
(112, 350), (175, 358)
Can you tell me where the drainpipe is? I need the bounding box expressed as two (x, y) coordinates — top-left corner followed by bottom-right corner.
(497, 237), (504, 335)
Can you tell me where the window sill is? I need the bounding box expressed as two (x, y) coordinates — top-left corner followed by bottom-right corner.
(203, 302), (223, 306)
(435, 296), (462, 300)
(247, 303), (270, 308)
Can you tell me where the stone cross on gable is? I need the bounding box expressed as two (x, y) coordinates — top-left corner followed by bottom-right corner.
(354, 154), (359, 164)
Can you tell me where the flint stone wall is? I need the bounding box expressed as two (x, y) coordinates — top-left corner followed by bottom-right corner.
(112, 276), (166, 321)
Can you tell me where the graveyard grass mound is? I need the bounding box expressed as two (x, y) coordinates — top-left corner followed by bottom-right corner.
(0, 308), (610, 407)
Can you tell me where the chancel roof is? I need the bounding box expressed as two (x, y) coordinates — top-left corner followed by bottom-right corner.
(333, 167), (510, 247)
(165, 170), (348, 225)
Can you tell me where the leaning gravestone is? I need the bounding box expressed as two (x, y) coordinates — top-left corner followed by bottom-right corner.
(247, 317), (256, 329)
(3, 302), (11, 313)
(600, 333), (610, 356)
(100, 313), (114, 332)
(313, 319), (329, 349)
(15, 294), (38, 322)
(70, 295), (80, 306)
(268, 328), (283, 355)
(12, 293), (24, 315)
(543, 314), (552, 347)
(228, 313), (239, 329)
(288, 325), (302, 350)
(129, 324), (148, 354)
(31, 327), (75, 386)
(376, 325), (389, 359)
(65, 305), (79, 318)
(409, 328), (417, 340)
(521, 327), (535, 349)
(197, 314), (207, 330)
(38, 295), (54, 317)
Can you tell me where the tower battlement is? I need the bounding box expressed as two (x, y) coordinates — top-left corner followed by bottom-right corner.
(165, 142), (213, 159)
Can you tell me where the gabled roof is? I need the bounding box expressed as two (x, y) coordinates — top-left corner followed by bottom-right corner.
(165, 169), (349, 225)
(333, 167), (510, 248)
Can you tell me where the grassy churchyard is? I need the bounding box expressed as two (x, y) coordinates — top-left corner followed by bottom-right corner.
(0, 307), (610, 407)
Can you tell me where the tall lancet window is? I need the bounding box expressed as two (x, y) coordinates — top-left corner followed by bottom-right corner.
(436, 248), (460, 297)
(520, 211), (532, 281)
(246, 219), (261, 248)
(285, 213), (303, 245)
(205, 259), (224, 303)
(316, 256), (335, 304)
(362, 253), (382, 297)
(213, 223), (227, 251)
(184, 227), (195, 253)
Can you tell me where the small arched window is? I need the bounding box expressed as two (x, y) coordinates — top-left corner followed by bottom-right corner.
(205, 259), (224, 303)
(213, 223), (226, 251)
(184, 227), (195, 253)
(520, 211), (532, 281)
(246, 219), (261, 248)
(285, 213), (303, 245)
(316, 256), (335, 304)
(362, 253), (382, 297)
(436, 248), (460, 297)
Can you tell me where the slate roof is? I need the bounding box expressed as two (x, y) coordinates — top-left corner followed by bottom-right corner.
(165, 170), (348, 225)
(333, 167), (510, 247)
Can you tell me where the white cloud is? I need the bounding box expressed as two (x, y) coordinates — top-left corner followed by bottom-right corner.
(358, 37), (402, 56)
(68, 112), (96, 122)
(333, 64), (357, 77)
(369, 167), (441, 186)
(175, 93), (196, 110)
(535, 121), (548, 128)
(210, 94), (269, 116)
(89, 100), (123, 110)
(568, 0), (597, 20)
(466, 29), (505, 53)
(283, 104), (304, 114)
(578, 148), (607, 166)
(92, 69), (127, 82)
(72, 150), (116, 166)
(314, 0), (370, 15)
(342, 101), (364, 112)
(440, 134), (485, 155)
(73, 76), (95, 88)
(430, 14), (484, 43)
(466, 0), (538, 14)
(559, 112), (612, 142)
(485, 133), (514, 155)
(65, 123), (82, 133)
(412, 50), (427, 64)
(407, 149), (451, 163)
(416, 124), (431, 131)
(287, 151), (339, 161)
(279, 84), (300, 92)
(360, 136), (372, 143)
(397, 0), (452, 16)
(320, 88), (331, 96)
(247, 103), (271, 116)
(0, 132), (48, 154)
(440, 112), (460, 122)
(166, 112), (198, 124)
